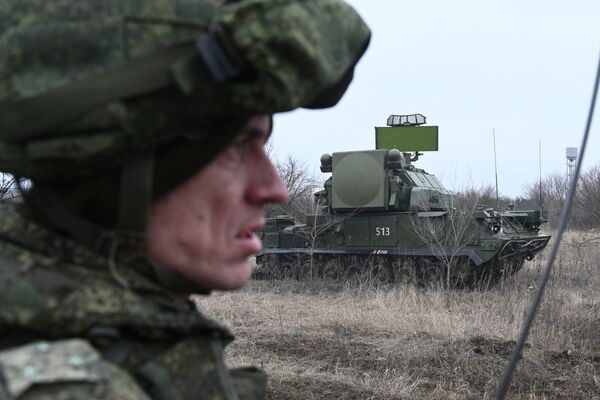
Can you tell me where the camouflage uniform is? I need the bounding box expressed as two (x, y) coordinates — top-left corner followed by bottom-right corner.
(0, 202), (266, 399)
(0, 0), (370, 398)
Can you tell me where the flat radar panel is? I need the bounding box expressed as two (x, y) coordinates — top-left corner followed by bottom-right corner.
(375, 126), (439, 151)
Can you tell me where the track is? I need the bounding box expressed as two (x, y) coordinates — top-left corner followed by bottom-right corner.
(253, 253), (527, 288)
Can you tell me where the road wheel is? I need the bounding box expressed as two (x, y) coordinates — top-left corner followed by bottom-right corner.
(322, 261), (340, 280)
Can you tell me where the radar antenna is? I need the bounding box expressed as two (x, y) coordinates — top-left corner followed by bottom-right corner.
(386, 113), (426, 126)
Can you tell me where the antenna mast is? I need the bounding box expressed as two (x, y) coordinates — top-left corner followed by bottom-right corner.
(493, 128), (499, 205)
(538, 140), (543, 209)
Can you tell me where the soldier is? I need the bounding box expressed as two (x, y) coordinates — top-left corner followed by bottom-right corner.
(0, 1), (370, 399)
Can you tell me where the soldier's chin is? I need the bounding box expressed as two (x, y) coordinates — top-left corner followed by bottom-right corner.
(211, 259), (253, 291)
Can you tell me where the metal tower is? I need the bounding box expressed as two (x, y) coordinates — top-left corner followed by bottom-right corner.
(566, 147), (578, 185)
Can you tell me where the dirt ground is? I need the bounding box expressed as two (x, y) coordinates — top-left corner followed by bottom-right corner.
(194, 232), (600, 399)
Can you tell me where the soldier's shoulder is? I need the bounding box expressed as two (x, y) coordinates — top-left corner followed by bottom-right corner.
(0, 338), (151, 400)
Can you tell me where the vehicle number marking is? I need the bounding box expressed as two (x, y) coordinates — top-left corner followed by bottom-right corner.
(375, 226), (391, 236)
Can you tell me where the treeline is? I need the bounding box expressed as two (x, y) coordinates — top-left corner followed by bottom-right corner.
(456, 165), (600, 229)
(268, 155), (600, 231)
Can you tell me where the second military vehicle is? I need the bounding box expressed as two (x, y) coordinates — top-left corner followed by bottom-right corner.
(255, 114), (550, 286)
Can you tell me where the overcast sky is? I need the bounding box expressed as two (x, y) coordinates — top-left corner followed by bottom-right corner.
(271, 1), (600, 198)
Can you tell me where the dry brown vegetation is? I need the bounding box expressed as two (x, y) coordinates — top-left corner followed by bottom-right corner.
(194, 230), (600, 400)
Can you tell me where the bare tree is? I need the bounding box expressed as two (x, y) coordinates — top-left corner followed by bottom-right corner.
(455, 184), (495, 209)
(574, 165), (600, 228)
(0, 174), (20, 202)
(411, 196), (481, 288)
(300, 204), (362, 279)
(455, 184), (515, 210)
(520, 167), (600, 230)
(265, 154), (319, 222)
(522, 172), (568, 229)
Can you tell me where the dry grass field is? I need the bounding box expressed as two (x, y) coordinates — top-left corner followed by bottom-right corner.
(194, 231), (600, 399)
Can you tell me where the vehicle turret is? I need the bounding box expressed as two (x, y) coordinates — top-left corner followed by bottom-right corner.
(318, 114), (453, 213)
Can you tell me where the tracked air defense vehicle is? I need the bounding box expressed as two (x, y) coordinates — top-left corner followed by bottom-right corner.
(255, 114), (550, 286)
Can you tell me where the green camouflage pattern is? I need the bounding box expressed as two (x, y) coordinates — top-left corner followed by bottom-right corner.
(0, 203), (264, 399)
(0, 339), (151, 399)
(0, 0), (218, 100)
(0, 0), (370, 180)
(212, 0), (370, 112)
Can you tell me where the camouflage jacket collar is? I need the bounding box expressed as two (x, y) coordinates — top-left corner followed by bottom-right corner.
(0, 203), (232, 341)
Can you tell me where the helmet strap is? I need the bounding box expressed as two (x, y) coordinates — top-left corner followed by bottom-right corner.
(25, 150), (156, 248)
(27, 153), (209, 294)
(117, 152), (155, 233)
(118, 151), (210, 294)
(26, 184), (105, 248)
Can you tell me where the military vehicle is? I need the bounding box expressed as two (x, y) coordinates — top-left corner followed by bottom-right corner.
(255, 114), (550, 286)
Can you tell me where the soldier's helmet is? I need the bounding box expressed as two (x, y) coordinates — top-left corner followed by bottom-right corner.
(0, 0), (369, 261)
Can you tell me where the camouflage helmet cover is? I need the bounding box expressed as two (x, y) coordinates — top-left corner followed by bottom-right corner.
(0, 0), (371, 180)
